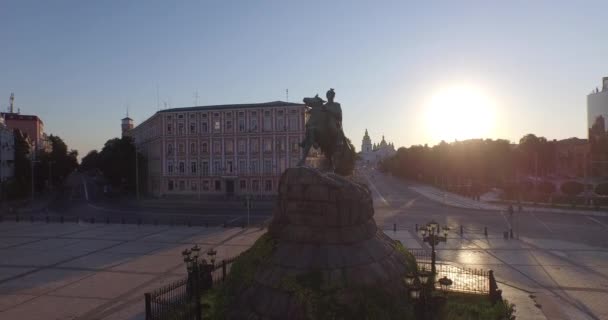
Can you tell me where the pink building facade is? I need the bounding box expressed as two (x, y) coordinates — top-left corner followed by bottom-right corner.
(129, 101), (307, 197)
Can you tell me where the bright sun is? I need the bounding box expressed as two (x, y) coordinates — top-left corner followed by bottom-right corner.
(424, 85), (496, 142)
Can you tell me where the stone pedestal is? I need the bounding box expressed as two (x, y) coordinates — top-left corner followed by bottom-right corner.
(230, 167), (411, 319)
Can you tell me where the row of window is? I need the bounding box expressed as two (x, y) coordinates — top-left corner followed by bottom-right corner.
(165, 113), (300, 135)
(167, 179), (273, 192)
(166, 138), (300, 156)
(166, 159), (295, 175)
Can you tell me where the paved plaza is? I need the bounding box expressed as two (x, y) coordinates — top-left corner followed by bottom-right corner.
(366, 167), (608, 320)
(0, 222), (264, 320)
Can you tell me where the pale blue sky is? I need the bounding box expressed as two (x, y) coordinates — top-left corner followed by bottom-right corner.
(1, 0), (607, 157)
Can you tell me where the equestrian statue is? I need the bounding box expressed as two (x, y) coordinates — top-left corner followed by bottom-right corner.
(297, 89), (355, 175)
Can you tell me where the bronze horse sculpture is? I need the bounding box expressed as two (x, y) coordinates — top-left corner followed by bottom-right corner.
(297, 94), (354, 174)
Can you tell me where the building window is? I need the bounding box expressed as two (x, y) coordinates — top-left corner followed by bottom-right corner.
(202, 113), (207, 118)
(227, 160), (233, 174)
(178, 123), (185, 135)
(251, 139), (259, 153)
(226, 120), (232, 131)
(263, 111), (272, 131)
(278, 138), (285, 152)
(214, 120), (221, 131)
(238, 118), (246, 132)
(201, 122), (208, 133)
(213, 160), (221, 175)
(179, 162), (185, 174)
(203, 180), (210, 191)
(167, 123), (173, 134)
(240, 180), (247, 191)
(264, 159), (272, 174)
(214, 180), (221, 191)
(167, 143), (174, 155)
(190, 123), (196, 134)
(264, 139), (272, 153)
(168, 162), (174, 174)
(226, 112), (232, 118)
(191, 161), (197, 174)
(178, 114), (184, 119)
(226, 140), (234, 154)
(178, 143), (184, 154)
(201, 142), (208, 153)
(250, 160), (258, 174)
(191, 181), (198, 191)
(277, 117), (285, 131)
(291, 138), (299, 152)
(265, 180), (272, 192)
(202, 161), (209, 176)
(252, 180), (259, 192)
(289, 116), (297, 131)
(239, 160), (246, 174)
(168, 180), (174, 191)
(190, 142), (197, 154)
(238, 140), (246, 154)
(179, 180), (185, 191)
(250, 117), (258, 132)
(213, 141), (221, 154)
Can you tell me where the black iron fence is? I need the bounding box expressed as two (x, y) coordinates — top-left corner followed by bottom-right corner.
(410, 249), (490, 294)
(144, 259), (235, 320)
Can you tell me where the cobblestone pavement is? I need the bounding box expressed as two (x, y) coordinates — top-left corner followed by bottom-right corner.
(0, 222), (264, 320)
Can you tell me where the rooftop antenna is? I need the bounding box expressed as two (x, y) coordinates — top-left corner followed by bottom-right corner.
(194, 90), (199, 106)
(286, 89), (289, 102)
(9, 93), (14, 113)
(156, 84), (160, 111)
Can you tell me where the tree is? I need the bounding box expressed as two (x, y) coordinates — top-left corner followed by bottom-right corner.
(561, 181), (584, 197)
(97, 136), (139, 190)
(80, 150), (100, 172)
(6, 130), (32, 199)
(335, 137), (357, 176)
(595, 183), (608, 196)
(538, 181), (556, 194)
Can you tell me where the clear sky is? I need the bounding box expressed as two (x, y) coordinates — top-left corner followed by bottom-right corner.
(1, 0), (607, 157)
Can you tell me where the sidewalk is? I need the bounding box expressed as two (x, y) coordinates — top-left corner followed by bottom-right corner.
(409, 185), (608, 217)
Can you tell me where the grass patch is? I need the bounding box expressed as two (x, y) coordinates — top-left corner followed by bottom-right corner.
(439, 292), (515, 320)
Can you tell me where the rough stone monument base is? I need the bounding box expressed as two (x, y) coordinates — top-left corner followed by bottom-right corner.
(227, 167), (416, 319)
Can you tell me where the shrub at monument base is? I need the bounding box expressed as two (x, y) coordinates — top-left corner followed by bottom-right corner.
(202, 233), (419, 320)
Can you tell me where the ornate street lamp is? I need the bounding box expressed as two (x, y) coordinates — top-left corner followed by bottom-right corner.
(408, 284), (422, 300)
(419, 221), (448, 275)
(207, 248), (217, 267)
(404, 273), (416, 286)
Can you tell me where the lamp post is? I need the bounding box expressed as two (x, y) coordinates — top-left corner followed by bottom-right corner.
(404, 270), (434, 319)
(419, 220), (448, 275)
(135, 146), (140, 201)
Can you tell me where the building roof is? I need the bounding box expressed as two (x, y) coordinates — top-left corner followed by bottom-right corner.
(122, 117), (133, 121)
(0, 112), (43, 124)
(157, 101), (304, 113)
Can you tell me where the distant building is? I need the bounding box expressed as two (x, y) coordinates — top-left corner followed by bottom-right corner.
(359, 130), (396, 165)
(121, 116), (134, 137)
(0, 112), (49, 152)
(554, 138), (589, 178)
(587, 76), (608, 177)
(127, 101), (307, 197)
(0, 115), (15, 183)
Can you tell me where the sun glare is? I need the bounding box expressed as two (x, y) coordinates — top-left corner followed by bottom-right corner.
(424, 85), (496, 142)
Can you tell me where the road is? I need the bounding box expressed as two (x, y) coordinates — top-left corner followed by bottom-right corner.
(36, 172), (275, 227)
(361, 165), (608, 320)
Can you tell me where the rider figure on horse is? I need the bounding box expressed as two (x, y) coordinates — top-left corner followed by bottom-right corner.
(324, 88), (345, 147)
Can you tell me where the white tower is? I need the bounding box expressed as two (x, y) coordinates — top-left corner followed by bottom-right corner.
(362, 129), (372, 153)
